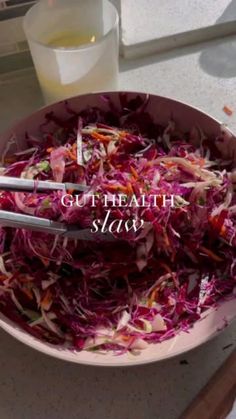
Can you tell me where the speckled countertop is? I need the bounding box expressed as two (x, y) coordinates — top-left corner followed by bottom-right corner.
(0, 35), (236, 419)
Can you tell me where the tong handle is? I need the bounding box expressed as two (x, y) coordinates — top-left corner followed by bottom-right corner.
(0, 210), (115, 242)
(0, 176), (87, 193)
(0, 210), (66, 235)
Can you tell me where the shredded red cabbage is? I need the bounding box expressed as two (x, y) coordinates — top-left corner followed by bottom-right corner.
(0, 94), (236, 353)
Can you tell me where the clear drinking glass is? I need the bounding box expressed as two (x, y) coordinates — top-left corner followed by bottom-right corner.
(23, 0), (119, 104)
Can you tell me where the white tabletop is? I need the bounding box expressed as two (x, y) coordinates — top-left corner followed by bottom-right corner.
(0, 35), (236, 419)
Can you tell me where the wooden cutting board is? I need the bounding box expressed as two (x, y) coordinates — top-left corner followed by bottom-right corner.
(181, 349), (236, 419)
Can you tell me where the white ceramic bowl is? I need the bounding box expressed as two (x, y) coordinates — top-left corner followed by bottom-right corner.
(0, 92), (235, 366)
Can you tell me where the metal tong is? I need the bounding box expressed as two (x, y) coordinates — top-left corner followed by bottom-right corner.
(0, 176), (113, 242)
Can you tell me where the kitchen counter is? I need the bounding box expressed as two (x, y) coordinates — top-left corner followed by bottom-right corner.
(0, 34), (236, 419)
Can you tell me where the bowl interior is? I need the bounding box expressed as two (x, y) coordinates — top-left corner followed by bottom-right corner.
(0, 91), (228, 154)
(0, 91), (235, 366)
(0, 300), (235, 366)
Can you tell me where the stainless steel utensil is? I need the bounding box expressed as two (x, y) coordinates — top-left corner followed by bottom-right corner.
(0, 176), (113, 241)
(0, 176), (87, 193)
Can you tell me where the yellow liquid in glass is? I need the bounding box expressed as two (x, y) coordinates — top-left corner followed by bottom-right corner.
(36, 31), (117, 104)
(47, 31), (97, 48)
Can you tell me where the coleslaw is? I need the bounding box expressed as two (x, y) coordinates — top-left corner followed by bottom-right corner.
(0, 94), (235, 353)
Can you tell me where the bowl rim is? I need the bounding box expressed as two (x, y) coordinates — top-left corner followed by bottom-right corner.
(1, 90), (235, 139)
(1, 301), (235, 367)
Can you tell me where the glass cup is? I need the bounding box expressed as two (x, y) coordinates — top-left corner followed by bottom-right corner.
(23, 0), (119, 104)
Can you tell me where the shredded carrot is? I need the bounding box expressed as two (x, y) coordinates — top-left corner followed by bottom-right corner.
(105, 184), (129, 194)
(220, 225), (227, 237)
(130, 166), (139, 179)
(23, 288), (33, 300)
(146, 160), (157, 168)
(4, 158), (16, 164)
(192, 157), (205, 167)
(209, 211), (228, 235)
(199, 245), (224, 262)
(41, 289), (52, 310)
(120, 334), (131, 342)
(126, 182), (133, 195)
(67, 150), (77, 161)
(223, 105), (233, 116)
(119, 131), (129, 139)
(198, 158), (206, 167)
(46, 147), (54, 153)
(148, 289), (157, 308)
(164, 161), (176, 169)
(91, 132), (112, 143)
(163, 230), (170, 247)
